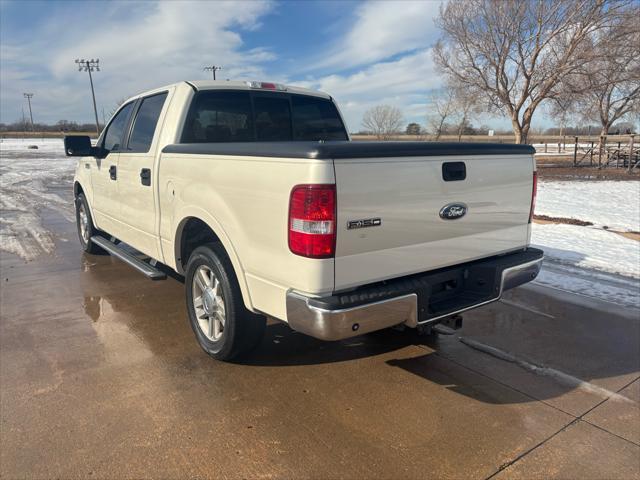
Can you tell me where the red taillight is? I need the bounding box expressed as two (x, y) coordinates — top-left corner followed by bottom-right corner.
(529, 171), (537, 223)
(288, 184), (336, 258)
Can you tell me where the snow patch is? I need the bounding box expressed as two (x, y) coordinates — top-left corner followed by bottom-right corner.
(0, 138), (75, 260)
(532, 223), (639, 278)
(537, 180), (640, 232)
(532, 223), (640, 308)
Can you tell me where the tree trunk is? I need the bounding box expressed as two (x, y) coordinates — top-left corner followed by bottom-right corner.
(510, 116), (530, 144)
(512, 119), (523, 144)
(599, 125), (609, 137)
(513, 127), (530, 144)
(597, 125), (610, 168)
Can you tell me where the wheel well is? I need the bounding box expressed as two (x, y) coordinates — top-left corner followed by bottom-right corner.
(74, 182), (84, 197)
(178, 218), (222, 269)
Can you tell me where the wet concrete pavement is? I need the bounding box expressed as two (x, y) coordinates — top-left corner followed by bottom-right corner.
(1, 211), (639, 479)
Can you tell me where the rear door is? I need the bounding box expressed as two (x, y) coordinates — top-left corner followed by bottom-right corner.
(91, 101), (135, 238)
(115, 91), (169, 259)
(334, 154), (534, 290)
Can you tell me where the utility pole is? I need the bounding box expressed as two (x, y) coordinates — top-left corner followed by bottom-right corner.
(75, 58), (101, 135)
(23, 93), (34, 131)
(204, 65), (222, 80)
(21, 107), (26, 138)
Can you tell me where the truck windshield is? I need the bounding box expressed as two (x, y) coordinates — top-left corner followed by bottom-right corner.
(181, 90), (348, 143)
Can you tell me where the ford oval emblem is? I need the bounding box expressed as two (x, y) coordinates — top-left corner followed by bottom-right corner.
(439, 203), (467, 220)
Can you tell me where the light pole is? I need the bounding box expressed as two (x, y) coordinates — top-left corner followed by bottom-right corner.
(204, 65), (222, 80)
(23, 93), (34, 131)
(75, 58), (101, 135)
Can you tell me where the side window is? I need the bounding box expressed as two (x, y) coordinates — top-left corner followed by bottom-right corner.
(253, 95), (292, 141)
(127, 92), (168, 153)
(181, 91), (253, 143)
(291, 95), (348, 141)
(103, 102), (134, 152)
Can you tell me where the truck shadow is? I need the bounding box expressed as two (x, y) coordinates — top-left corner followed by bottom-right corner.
(80, 253), (639, 407)
(239, 322), (439, 366)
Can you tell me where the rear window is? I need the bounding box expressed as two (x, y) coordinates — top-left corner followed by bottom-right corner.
(292, 94), (348, 141)
(181, 90), (347, 143)
(254, 94), (292, 141)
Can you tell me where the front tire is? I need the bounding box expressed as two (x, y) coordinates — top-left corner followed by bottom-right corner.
(75, 193), (103, 254)
(185, 243), (266, 361)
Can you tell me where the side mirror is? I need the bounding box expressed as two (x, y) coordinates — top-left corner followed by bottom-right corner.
(64, 136), (107, 158)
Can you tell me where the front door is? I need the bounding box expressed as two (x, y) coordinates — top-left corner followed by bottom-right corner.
(90, 101), (135, 239)
(114, 91), (169, 259)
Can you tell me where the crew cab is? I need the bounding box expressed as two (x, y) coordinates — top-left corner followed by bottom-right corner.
(65, 80), (543, 360)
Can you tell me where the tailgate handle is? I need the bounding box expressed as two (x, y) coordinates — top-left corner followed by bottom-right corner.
(442, 162), (466, 181)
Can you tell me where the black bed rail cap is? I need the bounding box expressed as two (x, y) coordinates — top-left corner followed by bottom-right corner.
(162, 141), (536, 159)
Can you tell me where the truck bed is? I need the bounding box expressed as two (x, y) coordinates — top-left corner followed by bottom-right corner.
(161, 141), (535, 295)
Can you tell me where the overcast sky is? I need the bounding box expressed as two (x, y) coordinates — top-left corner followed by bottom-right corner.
(1, 0), (533, 131)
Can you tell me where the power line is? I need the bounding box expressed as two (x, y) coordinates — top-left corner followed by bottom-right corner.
(204, 65), (222, 80)
(23, 93), (34, 131)
(75, 58), (101, 135)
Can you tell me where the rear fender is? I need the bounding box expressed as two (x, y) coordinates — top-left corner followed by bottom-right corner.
(173, 207), (254, 312)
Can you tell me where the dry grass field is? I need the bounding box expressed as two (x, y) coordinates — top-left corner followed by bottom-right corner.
(2, 132), (636, 144)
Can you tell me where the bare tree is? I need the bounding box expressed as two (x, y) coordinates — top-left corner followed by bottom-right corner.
(549, 96), (577, 138)
(362, 105), (404, 140)
(427, 85), (480, 140)
(433, 0), (634, 144)
(556, 15), (640, 137)
(452, 85), (480, 141)
(426, 89), (455, 140)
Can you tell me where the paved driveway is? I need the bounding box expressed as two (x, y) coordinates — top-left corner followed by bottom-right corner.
(1, 213), (638, 479)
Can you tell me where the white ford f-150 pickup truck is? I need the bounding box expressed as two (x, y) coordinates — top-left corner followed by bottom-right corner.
(65, 80), (543, 360)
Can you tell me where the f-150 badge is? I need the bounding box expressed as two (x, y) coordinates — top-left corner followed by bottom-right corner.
(347, 218), (382, 229)
(439, 203), (467, 220)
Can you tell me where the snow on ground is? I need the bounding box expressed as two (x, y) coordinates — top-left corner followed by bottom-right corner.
(532, 223), (639, 278)
(537, 180), (640, 232)
(531, 223), (640, 308)
(0, 138), (75, 260)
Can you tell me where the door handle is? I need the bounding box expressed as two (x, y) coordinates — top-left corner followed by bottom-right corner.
(140, 168), (151, 186)
(109, 165), (117, 180)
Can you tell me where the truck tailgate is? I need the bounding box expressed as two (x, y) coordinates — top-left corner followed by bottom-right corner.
(334, 154), (534, 291)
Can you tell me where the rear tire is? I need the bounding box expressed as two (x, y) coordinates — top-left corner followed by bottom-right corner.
(75, 193), (104, 254)
(185, 243), (266, 361)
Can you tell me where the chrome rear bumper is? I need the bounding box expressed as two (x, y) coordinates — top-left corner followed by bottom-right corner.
(286, 252), (543, 341)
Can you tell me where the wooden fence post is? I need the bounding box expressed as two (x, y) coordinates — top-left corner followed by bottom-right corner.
(629, 135), (635, 173)
(573, 137), (578, 166)
(590, 141), (594, 165)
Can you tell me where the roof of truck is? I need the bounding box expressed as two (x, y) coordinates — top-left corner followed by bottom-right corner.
(186, 80), (331, 99)
(127, 81), (331, 102)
